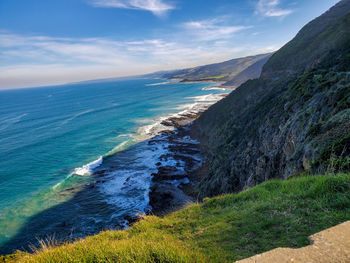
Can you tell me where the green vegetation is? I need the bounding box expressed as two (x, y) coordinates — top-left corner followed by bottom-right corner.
(193, 1), (350, 197)
(183, 74), (227, 81)
(262, 0), (350, 77)
(3, 174), (350, 262)
(313, 134), (350, 173)
(198, 75), (227, 80)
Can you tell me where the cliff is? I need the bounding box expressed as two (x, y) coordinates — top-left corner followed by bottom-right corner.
(193, 0), (350, 197)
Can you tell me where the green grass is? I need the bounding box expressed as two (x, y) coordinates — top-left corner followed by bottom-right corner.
(197, 75), (227, 80)
(2, 174), (350, 262)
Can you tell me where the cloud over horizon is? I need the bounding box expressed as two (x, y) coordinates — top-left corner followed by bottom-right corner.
(90, 0), (175, 17)
(0, 31), (277, 89)
(1, 0), (336, 90)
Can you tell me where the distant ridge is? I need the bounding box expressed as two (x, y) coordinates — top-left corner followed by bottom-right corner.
(71, 53), (272, 88)
(222, 54), (273, 88)
(162, 53), (272, 83)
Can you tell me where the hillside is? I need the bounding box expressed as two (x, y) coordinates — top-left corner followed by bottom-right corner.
(262, 0), (350, 78)
(192, 0), (350, 196)
(162, 53), (272, 83)
(223, 54), (272, 88)
(2, 174), (349, 262)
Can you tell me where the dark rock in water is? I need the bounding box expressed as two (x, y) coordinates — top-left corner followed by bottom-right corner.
(58, 221), (70, 228)
(145, 109), (208, 215)
(160, 120), (175, 127)
(158, 165), (179, 173)
(149, 182), (193, 215)
(159, 154), (170, 161)
(94, 170), (106, 176)
(95, 179), (107, 184)
(152, 166), (186, 181)
(123, 215), (139, 226)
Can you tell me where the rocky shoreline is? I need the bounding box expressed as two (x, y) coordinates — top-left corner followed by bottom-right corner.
(148, 126), (201, 215)
(146, 93), (228, 215)
(87, 92), (229, 225)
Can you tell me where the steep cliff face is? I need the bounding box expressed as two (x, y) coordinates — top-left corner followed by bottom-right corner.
(193, 0), (350, 197)
(262, 0), (350, 79)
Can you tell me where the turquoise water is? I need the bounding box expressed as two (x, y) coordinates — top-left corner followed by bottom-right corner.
(0, 78), (227, 253)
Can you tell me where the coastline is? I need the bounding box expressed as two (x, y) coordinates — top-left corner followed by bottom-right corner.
(123, 91), (229, 217)
(95, 91), (229, 219)
(144, 92), (228, 215)
(178, 79), (236, 91)
(79, 81), (230, 219)
(46, 80), (229, 218)
(0, 80), (229, 255)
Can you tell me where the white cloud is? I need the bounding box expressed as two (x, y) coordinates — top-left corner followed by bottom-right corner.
(183, 18), (250, 41)
(256, 0), (293, 17)
(0, 34), (128, 65)
(90, 0), (175, 17)
(0, 31), (278, 89)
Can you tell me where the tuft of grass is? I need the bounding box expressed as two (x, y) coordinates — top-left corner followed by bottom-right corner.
(3, 174), (350, 262)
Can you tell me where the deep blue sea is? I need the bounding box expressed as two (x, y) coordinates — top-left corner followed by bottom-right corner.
(0, 78), (227, 253)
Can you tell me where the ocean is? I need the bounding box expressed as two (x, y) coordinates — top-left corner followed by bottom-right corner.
(0, 78), (228, 253)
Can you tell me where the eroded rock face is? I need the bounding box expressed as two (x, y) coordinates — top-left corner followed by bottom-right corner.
(197, 71), (349, 197)
(192, 0), (350, 197)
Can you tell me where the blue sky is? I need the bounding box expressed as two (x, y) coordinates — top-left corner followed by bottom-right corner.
(0, 0), (340, 89)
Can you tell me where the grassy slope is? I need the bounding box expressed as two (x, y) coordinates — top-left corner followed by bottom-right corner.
(3, 174), (350, 262)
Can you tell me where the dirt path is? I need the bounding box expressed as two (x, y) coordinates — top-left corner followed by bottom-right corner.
(237, 221), (350, 263)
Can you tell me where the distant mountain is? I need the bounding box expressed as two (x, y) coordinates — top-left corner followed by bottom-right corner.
(222, 54), (273, 88)
(193, 0), (350, 197)
(162, 53), (272, 83)
(72, 53), (271, 87)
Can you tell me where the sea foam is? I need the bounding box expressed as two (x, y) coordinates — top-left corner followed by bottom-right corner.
(73, 156), (103, 176)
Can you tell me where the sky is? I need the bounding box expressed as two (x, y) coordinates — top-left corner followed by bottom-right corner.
(0, 0), (340, 89)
